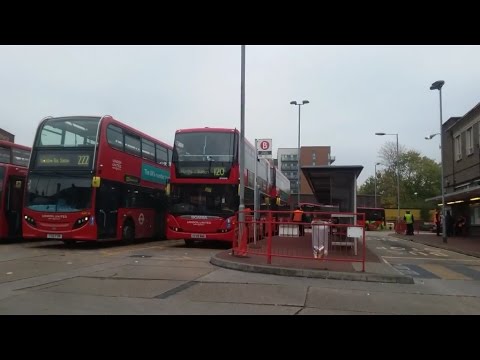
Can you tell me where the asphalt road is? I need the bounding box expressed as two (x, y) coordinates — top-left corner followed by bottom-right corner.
(367, 234), (480, 281)
(1, 237), (480, 314)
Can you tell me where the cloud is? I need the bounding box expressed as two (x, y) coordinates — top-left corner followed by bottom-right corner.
(1, 45), (479, 187)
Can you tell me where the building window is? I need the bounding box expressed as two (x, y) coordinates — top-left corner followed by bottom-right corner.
(455, 135), (462, 161)
(312, 161), (316, 166)
(470, 203), (480, 225)
(466, 127), (474, 156)
(312, 152), (316, 160)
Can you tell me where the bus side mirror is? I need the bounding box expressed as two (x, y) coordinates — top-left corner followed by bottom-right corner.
(92, 176), (101, 188)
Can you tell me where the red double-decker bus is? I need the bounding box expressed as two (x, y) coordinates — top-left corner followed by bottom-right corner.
(0, 141), (31, 240)
(167, 128), (286, 246)
(23, 116), (172, 244)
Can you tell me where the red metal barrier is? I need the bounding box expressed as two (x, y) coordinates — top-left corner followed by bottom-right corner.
(395, 221), (406, 234)
(395, 221), (422, 235)
(267, 211), (272, 264)
(232, 209), (366, 272)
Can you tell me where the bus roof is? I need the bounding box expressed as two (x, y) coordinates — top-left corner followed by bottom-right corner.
(104, 116), (172, 149)
(40, 115), (172, 150)
(174, 127), (263, 149)
(175, 127), (237, 134)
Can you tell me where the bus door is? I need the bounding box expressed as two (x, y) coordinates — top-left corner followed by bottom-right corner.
(96, 181), (121, 239)
(6, 176), (24, 238)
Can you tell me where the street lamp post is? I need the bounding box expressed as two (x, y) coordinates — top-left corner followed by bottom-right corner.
(238, 45), (246, 249)
(374, 162), (381, 208)
(290, 100), (309, 206)
(425, 133), (440, 140)
(375, 132), (400, 223)
(430, 80), (447, 243)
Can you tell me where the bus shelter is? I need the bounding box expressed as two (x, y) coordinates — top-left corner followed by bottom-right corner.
(301, 165), (363, 214)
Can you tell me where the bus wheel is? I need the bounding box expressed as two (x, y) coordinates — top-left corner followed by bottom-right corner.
(63, 240), (76, 247)
(184, 239), (195, 247)
(122, 221), (135, 244)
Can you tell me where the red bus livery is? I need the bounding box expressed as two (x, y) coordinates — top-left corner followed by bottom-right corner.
(167, 127), (290, 245)
(23, 116), (172, 244)
(0, 141), (31, 240)
(356, 207), (386, 230)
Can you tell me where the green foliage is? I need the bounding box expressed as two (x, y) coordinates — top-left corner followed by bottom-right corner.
(359, 141), (441, 217)
(420, 207), (431, 222)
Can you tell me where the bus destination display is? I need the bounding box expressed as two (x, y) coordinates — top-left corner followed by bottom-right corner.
(36, 153), (91, 167)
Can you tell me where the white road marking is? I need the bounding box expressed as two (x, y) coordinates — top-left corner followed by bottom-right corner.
(379, 257), (405, 275)
(382, 256), (480, 262)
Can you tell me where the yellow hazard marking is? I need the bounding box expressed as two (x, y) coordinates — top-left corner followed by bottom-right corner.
(420, 263), (471, 280)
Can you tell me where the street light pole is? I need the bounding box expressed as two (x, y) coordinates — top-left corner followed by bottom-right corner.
(290, 100), (309, 207)
(395, 133), (399, 222)
(238, 45), (246, 245)
(375, 132), (400, 223)
(374, 162), (381, 208)
(430, 80), (447, 243)
(254, 139), (258, 244)
(425, 133), (440, 140)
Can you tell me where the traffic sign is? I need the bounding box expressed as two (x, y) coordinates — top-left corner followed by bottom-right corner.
(256, 138), (272, 159)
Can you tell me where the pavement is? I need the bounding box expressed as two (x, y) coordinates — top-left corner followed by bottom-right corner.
(210, 230), (480, 285)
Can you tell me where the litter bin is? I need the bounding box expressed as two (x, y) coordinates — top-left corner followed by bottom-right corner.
(311, 220), (329, 258)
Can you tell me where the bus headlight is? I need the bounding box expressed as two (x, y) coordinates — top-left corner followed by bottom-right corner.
(73, 216), (90, 229)
(24, 215), (36, 226)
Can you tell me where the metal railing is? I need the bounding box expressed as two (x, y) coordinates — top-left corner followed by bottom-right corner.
(232, 210), (366, 272)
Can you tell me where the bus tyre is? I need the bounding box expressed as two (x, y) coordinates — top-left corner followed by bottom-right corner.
(184, 239), (195, 247)
(122, 221), (135, 244)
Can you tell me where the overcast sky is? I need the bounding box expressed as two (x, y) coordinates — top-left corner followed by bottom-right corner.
(1, 45), (479, 185)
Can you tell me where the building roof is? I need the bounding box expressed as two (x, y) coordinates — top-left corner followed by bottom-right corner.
(425, 183), (480, 204)
(301, 165), (363, 204)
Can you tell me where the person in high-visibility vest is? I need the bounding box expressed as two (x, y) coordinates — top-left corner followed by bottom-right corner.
(404, 210), (414, 236)
(292, 206), (305, 236)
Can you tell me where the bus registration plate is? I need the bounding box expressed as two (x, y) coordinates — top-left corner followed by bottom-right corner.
(191, 234), (206, 239)
(47, 234), (63, 239)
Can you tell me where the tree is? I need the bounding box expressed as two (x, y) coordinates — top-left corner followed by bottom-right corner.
(358, 141), (441, 220)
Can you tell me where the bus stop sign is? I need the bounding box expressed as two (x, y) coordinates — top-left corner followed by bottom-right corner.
(257, 139), (272, 159)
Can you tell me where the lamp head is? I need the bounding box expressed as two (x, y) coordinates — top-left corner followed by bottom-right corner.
(290, 101), (298, 105)
(430, 80), (445, 90)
